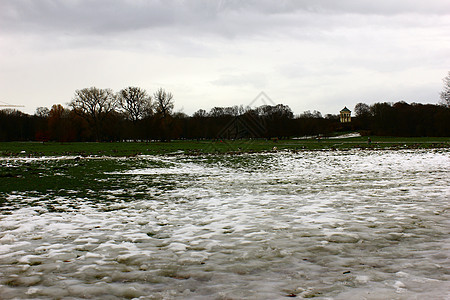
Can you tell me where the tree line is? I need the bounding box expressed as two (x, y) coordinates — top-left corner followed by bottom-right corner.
(1, 83), (449, 142)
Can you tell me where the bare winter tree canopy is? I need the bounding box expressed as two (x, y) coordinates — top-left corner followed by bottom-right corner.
(70, 87), (118, 140)
(354, 103), (371, 117)
(153, 88), (174, 118)
(118, 87), (152, 122)
(440, 71), (450, 107)
(70, 87), (117, 121)
(35, 107), (50, 118)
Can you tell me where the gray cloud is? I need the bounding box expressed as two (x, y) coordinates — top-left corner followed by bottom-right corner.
(1, 0), (449, 37)
(1, 0), (448, 115)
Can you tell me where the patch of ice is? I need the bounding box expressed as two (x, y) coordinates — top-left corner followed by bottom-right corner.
(329, 132), (362, 139)
(0, 234), (15, 244)
(355, 275), (370, 283)
(393, 280), (406, 292)
(168, 242), (188, 252)
(26, 287), (41, 295)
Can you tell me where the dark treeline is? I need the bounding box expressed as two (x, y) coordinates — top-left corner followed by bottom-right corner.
(1, 86), (449, 142)
(353, 102), (450, 137)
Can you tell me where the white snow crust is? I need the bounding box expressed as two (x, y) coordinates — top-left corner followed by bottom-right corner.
(0, 149), (449, 299)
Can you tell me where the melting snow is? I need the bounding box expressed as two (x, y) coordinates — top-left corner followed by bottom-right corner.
(0, 150), (449, 299)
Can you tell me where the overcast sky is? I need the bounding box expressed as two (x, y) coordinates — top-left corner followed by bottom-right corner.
(1, 0), (449, 116)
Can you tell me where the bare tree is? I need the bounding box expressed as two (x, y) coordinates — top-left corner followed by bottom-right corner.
(118, 87), (152, 122)
(153, 88), (174, 119)
(354, 103), (371, 117)
(35, 107), (50, 118)
(193, 109), (207, 118)
(152, 88), (174, 141)
(70, 87), (118, 141)
(48, 104), (70, 141)
(440, 71), (450, 107)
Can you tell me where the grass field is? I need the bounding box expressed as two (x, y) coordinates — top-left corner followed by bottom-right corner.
(0, 136), (449, 157)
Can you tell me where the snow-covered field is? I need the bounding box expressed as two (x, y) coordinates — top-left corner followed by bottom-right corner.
(1, 150), (449, 299)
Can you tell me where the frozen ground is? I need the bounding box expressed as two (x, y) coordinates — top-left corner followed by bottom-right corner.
(0, 150), (449, 299)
